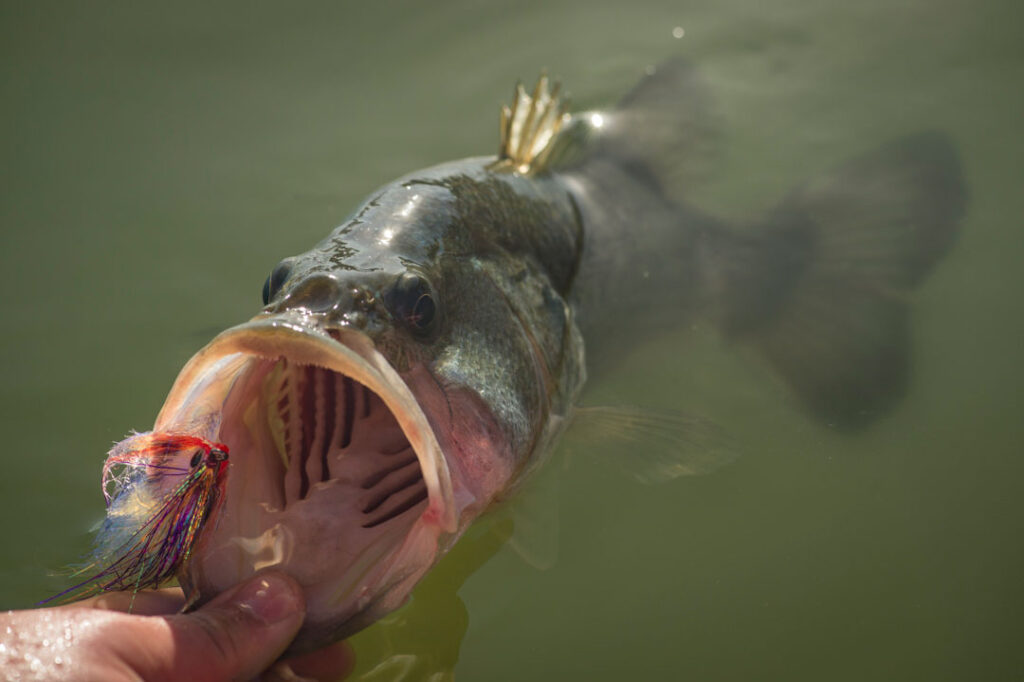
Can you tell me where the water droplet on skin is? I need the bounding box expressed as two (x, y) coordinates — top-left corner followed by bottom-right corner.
(54, 655), (64, 666)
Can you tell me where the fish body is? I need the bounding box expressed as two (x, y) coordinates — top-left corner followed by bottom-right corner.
(83, 61), (964, 650)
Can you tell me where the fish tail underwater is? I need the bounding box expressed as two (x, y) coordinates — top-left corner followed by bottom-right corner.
(699, 132), (964, 427)
(565, 59), (965, 428)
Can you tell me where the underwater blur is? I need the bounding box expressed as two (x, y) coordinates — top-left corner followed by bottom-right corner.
(2, 1), (1022, 680)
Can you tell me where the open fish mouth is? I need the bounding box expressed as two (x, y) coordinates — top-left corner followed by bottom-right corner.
(154, 312), (457, 648)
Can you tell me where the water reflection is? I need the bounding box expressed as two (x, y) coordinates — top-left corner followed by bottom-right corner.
(349, 521), (512, 680)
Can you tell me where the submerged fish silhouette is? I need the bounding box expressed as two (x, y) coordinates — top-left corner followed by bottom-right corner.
(69, 59), (966, 653)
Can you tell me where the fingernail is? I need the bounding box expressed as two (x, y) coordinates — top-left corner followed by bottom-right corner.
(233, 572), (302, 624)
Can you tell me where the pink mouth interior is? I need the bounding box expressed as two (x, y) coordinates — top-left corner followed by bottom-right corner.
(254, 360), (430, 527)
(184, 356), (435, 637)
(156, 320), (461, 647)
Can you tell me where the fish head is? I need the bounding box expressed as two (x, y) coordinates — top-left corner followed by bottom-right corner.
(154, 162), (585, 651)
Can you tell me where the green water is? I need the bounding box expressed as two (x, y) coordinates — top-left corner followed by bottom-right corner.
(2, 1), (1022, 679)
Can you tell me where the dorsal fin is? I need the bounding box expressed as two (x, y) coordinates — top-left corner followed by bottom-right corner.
(489, 74), (571, 175)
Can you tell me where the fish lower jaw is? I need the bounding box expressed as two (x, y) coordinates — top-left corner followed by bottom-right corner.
(184, 357), (446, 646)
(155, 319), (460, 648)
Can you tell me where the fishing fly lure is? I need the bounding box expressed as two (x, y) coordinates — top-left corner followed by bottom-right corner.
(42, 432), (229, 608)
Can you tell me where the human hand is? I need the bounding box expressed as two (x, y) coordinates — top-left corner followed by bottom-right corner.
(0, 571), (354, 681)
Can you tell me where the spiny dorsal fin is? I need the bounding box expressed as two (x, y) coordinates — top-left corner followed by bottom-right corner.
(489, 73), (571, 175)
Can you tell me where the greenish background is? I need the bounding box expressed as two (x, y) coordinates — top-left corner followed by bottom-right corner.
(2, 1), (1021, 680)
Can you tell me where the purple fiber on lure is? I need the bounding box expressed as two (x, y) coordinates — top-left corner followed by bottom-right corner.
(41, 432), (230, 609)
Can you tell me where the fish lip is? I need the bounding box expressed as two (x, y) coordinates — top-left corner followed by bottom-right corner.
(154, 310), (457, 534)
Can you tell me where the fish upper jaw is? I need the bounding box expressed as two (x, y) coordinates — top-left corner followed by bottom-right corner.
(151, 310), (489, 650)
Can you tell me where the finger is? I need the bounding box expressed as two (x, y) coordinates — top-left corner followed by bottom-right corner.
(73, 586), (186, 615)
(158, 571), (306, 682)
(285, 640), (357, 681)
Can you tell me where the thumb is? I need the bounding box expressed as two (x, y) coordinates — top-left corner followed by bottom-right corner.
(162, 571), (306, 681)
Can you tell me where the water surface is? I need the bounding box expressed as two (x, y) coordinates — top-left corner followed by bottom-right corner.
(2, 1), (1022, 679)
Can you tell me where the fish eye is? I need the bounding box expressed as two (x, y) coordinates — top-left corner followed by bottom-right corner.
(410, 292), (436, 330)
(262, 259), (294, 305)
(390, 272), (439, 337)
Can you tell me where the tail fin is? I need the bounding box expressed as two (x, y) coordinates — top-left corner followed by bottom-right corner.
(557, 62), (966, 426)
(704, 133), (966, 428)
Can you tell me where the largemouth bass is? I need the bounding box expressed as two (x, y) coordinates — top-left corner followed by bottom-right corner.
(79, 60), (965, 652)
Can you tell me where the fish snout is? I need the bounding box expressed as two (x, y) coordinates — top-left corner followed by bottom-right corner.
(268, 273), (386, 331)
(271, 273), (343, 314)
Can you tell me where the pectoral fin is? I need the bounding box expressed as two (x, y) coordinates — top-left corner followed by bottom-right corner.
(489, 463), (561, 570)
(563, 405), (738, 484)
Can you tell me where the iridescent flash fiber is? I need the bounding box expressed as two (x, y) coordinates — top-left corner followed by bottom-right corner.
(42, 432), (229, 608)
